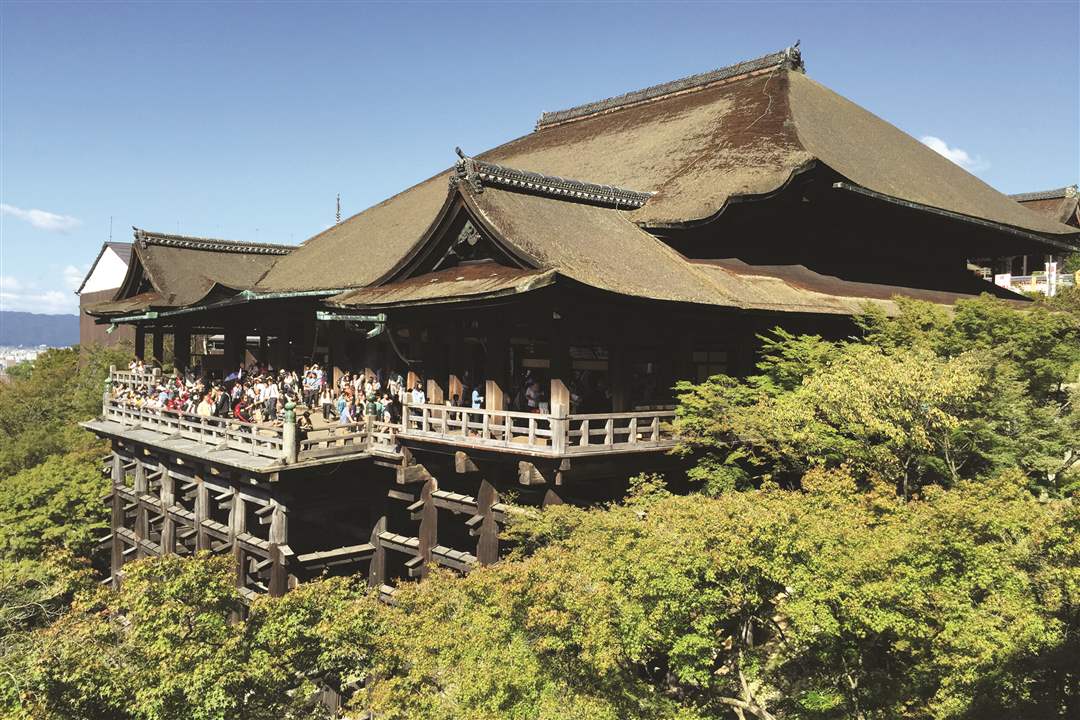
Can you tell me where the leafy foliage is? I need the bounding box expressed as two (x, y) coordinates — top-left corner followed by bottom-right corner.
(674, 296), (1080, 498)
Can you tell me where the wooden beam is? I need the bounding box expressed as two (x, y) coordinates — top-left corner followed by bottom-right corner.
(454, 450), (478, 474)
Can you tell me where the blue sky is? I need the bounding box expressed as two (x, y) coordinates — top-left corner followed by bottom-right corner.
(1, 1), (1077, 315)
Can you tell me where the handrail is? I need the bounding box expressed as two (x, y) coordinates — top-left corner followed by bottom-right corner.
(400, 402), (677, 455)
(103, 398), (286, 460)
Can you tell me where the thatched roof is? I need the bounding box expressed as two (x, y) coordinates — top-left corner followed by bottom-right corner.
(85, 229), (294, 317)
(257, 47), (1075, 295)
(330, 182), (1022, 316)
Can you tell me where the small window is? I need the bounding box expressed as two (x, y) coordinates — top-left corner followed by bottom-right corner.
(693, 347), (728, 382)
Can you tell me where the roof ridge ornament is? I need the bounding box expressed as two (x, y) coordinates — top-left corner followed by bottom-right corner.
(450, 149), (654, 209)
(132, 227), (295, 255)
(534, 44), (805, 131)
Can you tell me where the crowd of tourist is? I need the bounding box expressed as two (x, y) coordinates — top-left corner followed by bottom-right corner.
(111, 359), (414, 430)
(110, 357), (616, 431)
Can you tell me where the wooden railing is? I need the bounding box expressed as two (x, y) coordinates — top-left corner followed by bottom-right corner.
(103, 399), (287, 460)
(109, 367), (162, 391)
(401, 403), (556, 453)
(400, 402), (676, 456)
(104, 371), (675, 461)
(567, 409), (676, 453)
(297, 418), (400, 459)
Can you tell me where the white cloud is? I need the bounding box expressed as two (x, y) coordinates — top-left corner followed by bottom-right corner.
(919, 136), (987, 172)
(63, 265), (87, 292)
(0, 276), (79, 314)
(0, 203), (82, 232)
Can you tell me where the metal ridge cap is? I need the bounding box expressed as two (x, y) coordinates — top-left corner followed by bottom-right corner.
(534, 44), (803, 131)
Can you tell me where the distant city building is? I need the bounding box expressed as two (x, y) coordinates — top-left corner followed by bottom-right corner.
(978, 185), (1078, 296)
(76, 242), (135, 347)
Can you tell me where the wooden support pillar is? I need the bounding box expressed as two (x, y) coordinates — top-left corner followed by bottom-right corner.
(133, 462), (149, 558)
(159, 463), (176, 555)
(258, 335), (270, 367)
(151, 328), (165, 367)
(110, 454), (124, 587)
(174, 325), (191, 372)
(134, 325), (145, 361)
(425, 330), (447, 406)
(610, 335), (631, 412)
(485, 324), (507, 413)
(549, 320), (570, 414)
(268, 503), (288, 597)
(329, 324), (346, 389)
(475, 478), (499, 565)
(229, 488), (246, 591)
(367, 516), (387, 589)
(194, 474), (210, 552)
(224, 324), (244, 373)
(448, 326), (464, 407)
(418, 476), (438, 578)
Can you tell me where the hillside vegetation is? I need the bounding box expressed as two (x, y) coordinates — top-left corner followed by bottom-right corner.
(0, 296), (1077, 720)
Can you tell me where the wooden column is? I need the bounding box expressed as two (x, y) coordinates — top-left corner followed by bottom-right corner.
(159, 463), (176, 555)
(194, 474), (210, 552)
(418, 476), (438, 578)
(475, 478), (499, 565)
(425, 329), (447, 406)
(485, 324), (507, 413)
(133, 462), (149, 558)
(367, 516), (387, 589)
(151, 328), (165, 367)
(229, 488), (247, 591)
(225, 323), (247, 373)
(610, 336), (631, 412)
(329, 324), (346, 389)
(268, 503), (288, 597)
(549, 319), (570, 414)
(258, 335), (270, 367)
(448, 324), (465, 406)
(173, 325), (192, 372)
(134, 325), (145, 361)
(110, 453), (124, 587)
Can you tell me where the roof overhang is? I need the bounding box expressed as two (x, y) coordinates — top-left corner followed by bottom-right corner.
(832, 181), (1080, 253)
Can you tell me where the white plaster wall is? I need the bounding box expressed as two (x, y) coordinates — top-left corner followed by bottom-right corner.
(80, 247), (129, 294)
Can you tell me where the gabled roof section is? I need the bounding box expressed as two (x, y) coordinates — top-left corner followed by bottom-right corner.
(86, 228), (295, 317)
(1010, 186), (1078, 203)
(1009, 185), (1079, 228)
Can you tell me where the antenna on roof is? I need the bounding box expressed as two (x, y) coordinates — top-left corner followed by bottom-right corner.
(336, 194), (341, 224)
(109, 216), (113, 242)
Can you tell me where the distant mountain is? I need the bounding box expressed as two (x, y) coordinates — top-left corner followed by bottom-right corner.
(0, 311), (79, 347)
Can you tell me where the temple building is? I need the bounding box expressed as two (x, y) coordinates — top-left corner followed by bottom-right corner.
(81, 46), (1079, 599)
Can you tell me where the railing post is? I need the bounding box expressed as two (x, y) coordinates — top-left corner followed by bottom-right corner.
(365, 414), (375, 449)
(282, 401), (298, 464)
(551, 402), (568, 455)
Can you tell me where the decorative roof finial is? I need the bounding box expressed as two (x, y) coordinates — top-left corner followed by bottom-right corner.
(336, 194), (341, 224)
(450, 147), (483, 193)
